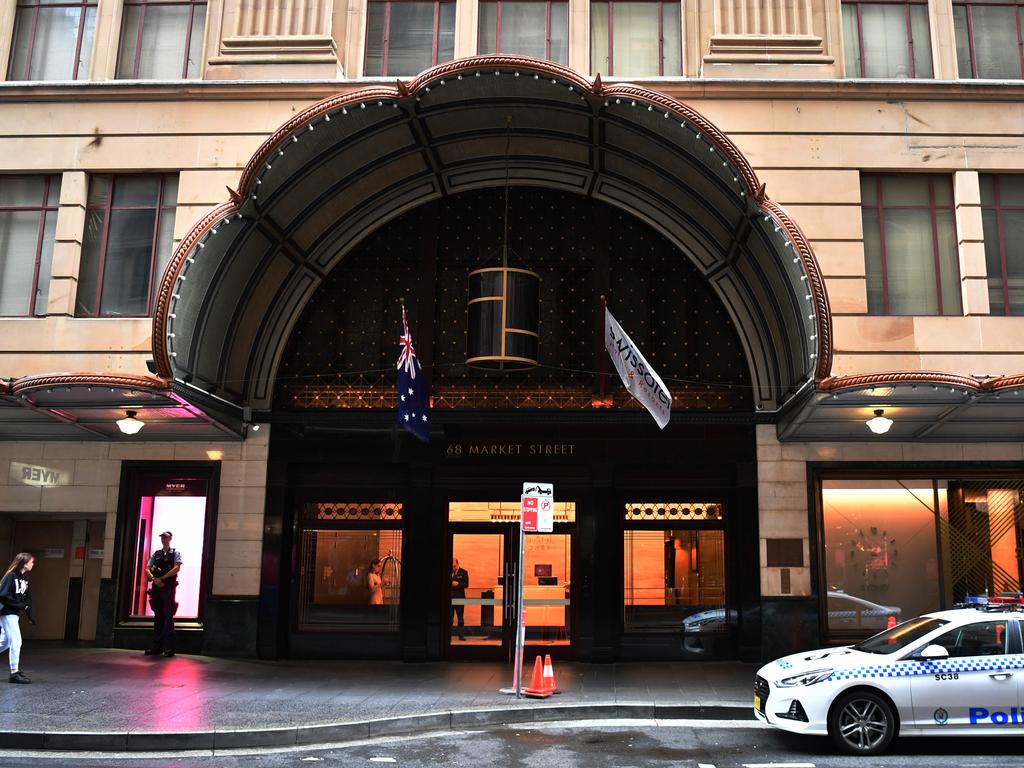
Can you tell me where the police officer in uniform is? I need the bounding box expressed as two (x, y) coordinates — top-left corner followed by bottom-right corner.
(144, 531), (182, 657)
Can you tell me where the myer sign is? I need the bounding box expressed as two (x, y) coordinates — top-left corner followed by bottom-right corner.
(10, 462), (70, 487)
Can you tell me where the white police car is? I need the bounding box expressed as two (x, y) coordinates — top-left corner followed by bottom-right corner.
(755, 597), (1024, 755)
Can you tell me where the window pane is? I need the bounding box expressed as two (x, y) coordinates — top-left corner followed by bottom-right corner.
(591, 1), (610, 73)
(612, 2), (661, 76)
(822, 479), (941, 634)
(909, 4), (932, 77)
(478, 1), (498, 54)
(1004, 210), (1024, 315)
(663, 3), (682, 76)
(932, 621), (1009, 657)
(0, 212), (41, 316)
(99, 208), (157, 315)
(997, 174), (1024, 206)
(884, 208), (939, 314)
(364, 3), (386, 76)
(130, 3), (196, 79)
(967, 5), (1021, 79)
(114, 175), (161, 206)
(35, 210), (57, 315)
(298, 529), (403, 630)
(551, 2), (568, 64)
(15, 6), (87, 80)
(497, 2), (550, 59)
(153, 206), (175, 298)
(935, 208), (962, 314)
(77, 206), (106, 316)
(842, 4), (863, 76)
(983, 207), (1005, 314)
(860, 4), (912, 78)
(881, 173), (928, 205)
(953, 6), (972, 78)
(387, 2), (440, 75)
(623, 529), (726, 633)
(863, 207), (885, 313)
(438, 1), (455, 63)
(187, 4), (206, 78)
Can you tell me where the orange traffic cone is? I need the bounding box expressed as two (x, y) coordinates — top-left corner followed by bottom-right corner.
(523, 655), (552, 698)
(542, 654), (560, 694)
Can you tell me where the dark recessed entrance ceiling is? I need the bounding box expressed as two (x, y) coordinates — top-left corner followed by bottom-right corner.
(153, 55), (831, 416)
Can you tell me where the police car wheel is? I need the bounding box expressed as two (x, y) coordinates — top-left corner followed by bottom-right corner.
(827, 690), (896, 756)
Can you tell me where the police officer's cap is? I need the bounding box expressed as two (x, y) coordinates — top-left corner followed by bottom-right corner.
(159, 530), (173, 538)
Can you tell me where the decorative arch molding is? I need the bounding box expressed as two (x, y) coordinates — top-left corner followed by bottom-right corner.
(153, 55), (831, 414)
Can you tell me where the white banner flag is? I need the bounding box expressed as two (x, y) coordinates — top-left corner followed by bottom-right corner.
(605, 307), (672, 429)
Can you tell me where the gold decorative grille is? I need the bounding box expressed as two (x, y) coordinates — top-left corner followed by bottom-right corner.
(624, 502), (723, 521)
(944, 481), (1024, 600)
(306, 503), (403, 521)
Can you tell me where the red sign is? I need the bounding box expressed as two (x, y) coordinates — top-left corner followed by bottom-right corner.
(521, 495), (539, 532)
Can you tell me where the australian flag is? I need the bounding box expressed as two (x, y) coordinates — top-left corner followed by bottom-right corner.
(396, 307), (430, 442)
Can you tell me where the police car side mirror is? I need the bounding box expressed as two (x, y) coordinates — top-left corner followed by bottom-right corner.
(918, 644), (949, 660)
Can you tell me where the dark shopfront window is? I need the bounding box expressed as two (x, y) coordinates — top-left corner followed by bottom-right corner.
(296, 503), (403, 632)
(0, 175), (60, 317)
(954, 0), (1024, 79)
(9, 0), (97, 81)
(363, 0), (455, 76)
(622, 502), (726, 633)
(841, 0), (933, 78)
(122, 471), (214, 624)
(77, 174), (177, 317)
(981, 174), (1024, 315)
(117, 0), (207, 79)
(820, 476), (1024, 641)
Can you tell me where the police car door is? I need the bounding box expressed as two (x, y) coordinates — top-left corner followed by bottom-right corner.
(908, 619), (1020, 730)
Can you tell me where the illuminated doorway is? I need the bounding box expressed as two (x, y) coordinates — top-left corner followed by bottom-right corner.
(447, 501), (575, 659)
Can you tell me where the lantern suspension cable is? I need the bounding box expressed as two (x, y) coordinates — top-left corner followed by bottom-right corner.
(501, 115), (512, 270)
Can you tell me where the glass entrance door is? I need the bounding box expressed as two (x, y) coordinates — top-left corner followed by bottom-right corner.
(447, 501), (575, 659)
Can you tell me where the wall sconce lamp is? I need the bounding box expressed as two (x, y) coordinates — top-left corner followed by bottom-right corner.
(116, 410), (145, 435)
(865, 408), (893, 435)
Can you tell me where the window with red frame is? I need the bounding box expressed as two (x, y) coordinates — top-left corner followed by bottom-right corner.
(981, 175), (1024, 315)
(0, 175), (60, 317)
(478, 1), (569, 64)
(76, 174), (178, 318)
(954, 0), (1024, 79)
(861, 174), (961, 316)
(8, 0), (97, 81)
(591, 1), (681, 77)
(841, 0), (933, 78)
(117, 0), (207, 79)
(364, 0), (456, 76)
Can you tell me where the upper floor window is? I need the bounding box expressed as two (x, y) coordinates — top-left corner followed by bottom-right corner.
(9, 0), (97, 81)
(76, 174), (177, 318)
(117, 0), (207, 79)
(954, 0), (1024, 79)
(0, 175), (60, 317)
(841, 0), (933, 78)
(591, 1), (681, 77)
(981, 174), (1024, 315)
(478, 1), (569, 65)
(861, 174), (961, 316)
(364, 0), (456, 77)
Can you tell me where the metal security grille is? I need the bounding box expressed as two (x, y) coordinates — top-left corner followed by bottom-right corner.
(305, 503), (404, 522)
(624, 503), (723, 522)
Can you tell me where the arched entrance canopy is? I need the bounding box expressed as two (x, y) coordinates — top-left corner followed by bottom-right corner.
(153, 55), (831, 414)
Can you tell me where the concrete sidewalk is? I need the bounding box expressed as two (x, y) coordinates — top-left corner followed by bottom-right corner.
(0, 645), (757, 751)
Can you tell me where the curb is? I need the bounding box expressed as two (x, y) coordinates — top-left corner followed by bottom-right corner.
(1, 703), (754, 752)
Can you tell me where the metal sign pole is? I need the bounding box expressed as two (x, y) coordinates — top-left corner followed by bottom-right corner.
(514, 520), (526, 698)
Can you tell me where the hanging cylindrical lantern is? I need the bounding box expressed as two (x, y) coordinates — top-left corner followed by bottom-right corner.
(466, 266), (540, 370)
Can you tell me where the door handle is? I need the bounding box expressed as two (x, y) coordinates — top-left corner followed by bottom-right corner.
(989, 673), (1013, 681)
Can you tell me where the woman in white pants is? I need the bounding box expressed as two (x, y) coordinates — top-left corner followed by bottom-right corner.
(0, 552), (36, 684)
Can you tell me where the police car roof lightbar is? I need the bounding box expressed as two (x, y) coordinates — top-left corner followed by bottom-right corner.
(961, 595), (1024, 611)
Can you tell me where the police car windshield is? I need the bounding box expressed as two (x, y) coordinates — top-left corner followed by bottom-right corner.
(853, 616), (949, 654)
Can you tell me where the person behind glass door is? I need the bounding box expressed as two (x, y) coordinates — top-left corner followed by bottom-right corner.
(451, 558), (468, 640)
(0, 552), (36, 684)
(144, 531), (182, 658)
(367, 559), (384, 605)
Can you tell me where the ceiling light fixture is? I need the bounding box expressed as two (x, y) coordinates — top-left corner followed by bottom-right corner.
(865, 409), (893, 435)
(116, 410), (144, 435)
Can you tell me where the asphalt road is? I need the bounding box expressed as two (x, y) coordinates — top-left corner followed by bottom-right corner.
(4, 719), (1024, 768)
